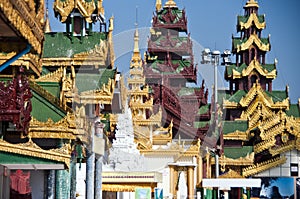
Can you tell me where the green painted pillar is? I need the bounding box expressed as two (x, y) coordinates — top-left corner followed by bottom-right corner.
(247, 188), (251, 199)
(46, 170), (55, 199)
(70, 156), (77, 199)
(213, 189), (217, 199)
(55, 170), (70, 199)
(206, 189), (213, 199)
(55, 139), (70, 199)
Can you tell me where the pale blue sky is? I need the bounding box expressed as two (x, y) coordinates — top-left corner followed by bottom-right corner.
(48, 0), (300, 103)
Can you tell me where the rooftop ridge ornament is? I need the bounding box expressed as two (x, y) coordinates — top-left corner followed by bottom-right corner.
(244, 0), (259, 8)
(156, 0), (162, 11)
(164, 0), (177, 8)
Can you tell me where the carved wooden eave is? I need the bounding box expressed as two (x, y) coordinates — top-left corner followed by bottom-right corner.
(254, 137), (275, 153)
(223, 130), (249, 141)
(29, 113), (84, 139)
(259, 121), (285, 141)
(130, 98), (153, 110)
(0, 52), (41, 76)
(239, 13), (266, 30)
(78, 78), (115, 104)
(0, 0), (44, 54)
(239, 83), (289, 110)
(153, 121), (173, 145)
(54, 0), (104, 23)
(231, 59), (276, 79)
(212, 153), (254, 166)
(43, 57), (108, 67)
(222, 99), (239, 109)
(0, 139), (71, 168)
(128, 86), (149, 96)
(236, 34), (270, 53)
(242, 156), (286, 177)
(286, 116), (300, 136)
(36, 67), (64, 82)
(219, 169), (244, 179)
(269, 140), (295, 156)
(102, 183), (156, 193)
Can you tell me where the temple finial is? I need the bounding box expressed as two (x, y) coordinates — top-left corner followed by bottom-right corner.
(156, 0), (162, 11)
(244, 0), (259, 8)
(44, 1), (51, 33)
(164, 0), (177, 8)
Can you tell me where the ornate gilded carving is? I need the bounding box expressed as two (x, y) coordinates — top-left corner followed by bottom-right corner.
(254, 137), (275, 153)
(239, 13), (266, 30)
(242, 156), (286, 177)
(74, 40), (108, 66)
(29, 112), (84, 139)
(223, 131), (249, 140)
(236, 34), (270, 53)
(269, 140), (295, 156)
(36, 67), (64, 82)
(0, 139), (71, 168)
(79, 78), (115, 104)
(0, 0), (43, 53)
(213, 153), (254, 166)
(230, 59), (277, 79)
(219, 169), (244, 178)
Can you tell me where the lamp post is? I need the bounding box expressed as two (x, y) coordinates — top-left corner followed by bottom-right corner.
(201, 48), (231, 198)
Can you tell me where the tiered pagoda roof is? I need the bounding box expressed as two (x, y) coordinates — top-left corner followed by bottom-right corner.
(144, 0), (210, 139)
(215, 0), (300, 178)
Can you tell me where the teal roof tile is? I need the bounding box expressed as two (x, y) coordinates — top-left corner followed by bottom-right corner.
(43, 32), (107, 58)
(222, 120), (248, 134)
(75, 68), (116, 93)
(224, 146), (253, 159)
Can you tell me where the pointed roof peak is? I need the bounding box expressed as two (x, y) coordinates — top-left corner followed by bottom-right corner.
(244, 0), (259, 8)
(44, 9), (52, 33)
(156, 0), (162, 11)
(164, 0), (177, 8)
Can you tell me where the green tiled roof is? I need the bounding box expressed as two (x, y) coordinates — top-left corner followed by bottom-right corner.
(222, 120), (248, 134)
(233, 37), (269, 49)
(286, 104), (300, 117)
(75, 68), (116, 93)
(177, 87), (198, 97)
(157, 7), (183, 24)
(151, 36), (188, 47)
(265, 90), (288, 103)
(43, 32), (107, 58)
(198, 104), (210, 115)
(148, 59), (192, 74)
(224, 146), (253, 159)
(226, 63), (276, 77)
(194, 121), (209, 128)
(42, 67), (50, 75)
(31, 91), (66, 122)
(218, 90), (232, 103)
(237, 15), (265, 24)
(226, 90), (247, 103)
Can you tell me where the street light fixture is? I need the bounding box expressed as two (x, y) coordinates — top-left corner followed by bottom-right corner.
(201, 48), (231, 198)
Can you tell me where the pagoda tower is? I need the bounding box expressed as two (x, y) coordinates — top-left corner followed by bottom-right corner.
(144, 0), (210, 139)
(205, 0), (300, 197)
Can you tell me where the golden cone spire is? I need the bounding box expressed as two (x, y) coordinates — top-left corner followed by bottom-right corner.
(156, 0), (162, 11)
(44, 9), (51, 33)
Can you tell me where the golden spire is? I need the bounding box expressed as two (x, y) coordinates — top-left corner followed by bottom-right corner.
(156, 0), (162, 11)
(244, 0), (259, 8)
(44, 9), (51, 33)
(164, 0), (177, 8)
